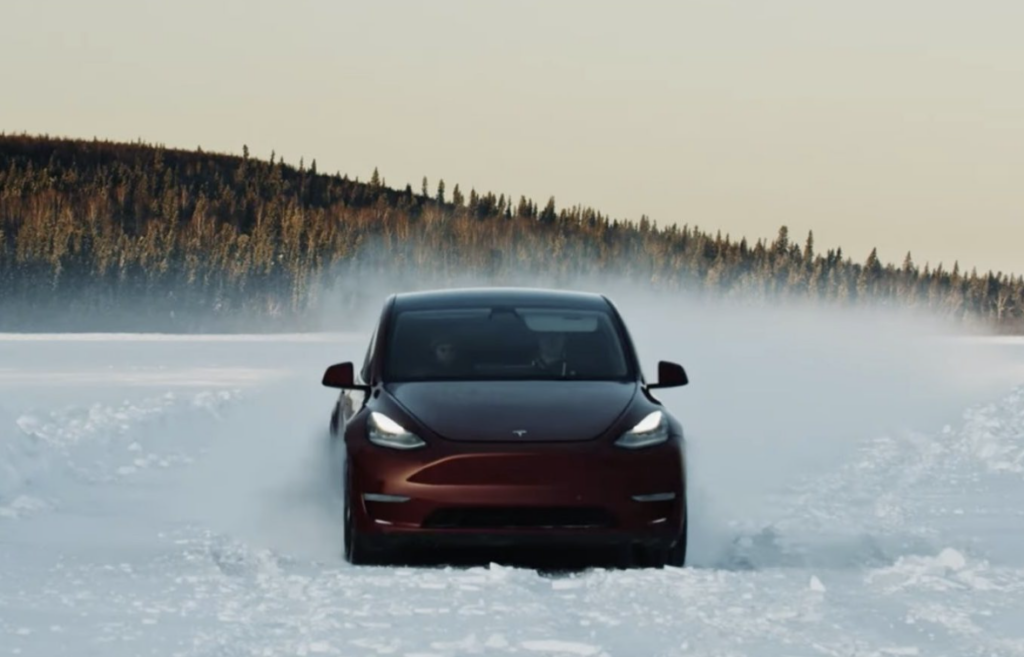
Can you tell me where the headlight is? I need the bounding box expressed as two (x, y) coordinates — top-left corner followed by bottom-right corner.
(367, 412), (426, 450)
(615, 410), (670, 449)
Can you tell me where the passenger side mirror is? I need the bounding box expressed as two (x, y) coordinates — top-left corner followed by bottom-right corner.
(648, 361), (688, 389)
(322, 362), (367, 390)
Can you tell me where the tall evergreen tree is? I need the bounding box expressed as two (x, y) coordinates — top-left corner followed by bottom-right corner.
(539, 197), (557, 225)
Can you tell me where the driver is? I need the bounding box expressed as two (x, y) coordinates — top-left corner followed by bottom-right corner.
(531, 332), (576, 377)
(432, 337), (456, 365)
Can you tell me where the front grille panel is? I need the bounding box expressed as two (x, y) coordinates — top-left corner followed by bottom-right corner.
(423, 507), (615, 530)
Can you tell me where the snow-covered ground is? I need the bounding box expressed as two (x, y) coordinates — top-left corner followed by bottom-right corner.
(2, 316), (1024, 656)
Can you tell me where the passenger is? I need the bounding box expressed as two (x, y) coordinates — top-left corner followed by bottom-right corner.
(531, 332), (576, 377)
(428, 336), (466, 377)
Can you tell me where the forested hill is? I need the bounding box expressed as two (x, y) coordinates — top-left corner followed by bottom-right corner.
(0, 134), (1021, 333)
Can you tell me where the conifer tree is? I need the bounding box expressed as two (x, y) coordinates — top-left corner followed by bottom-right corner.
(774, 226), (790, 254)
(539, 197), (557, 225)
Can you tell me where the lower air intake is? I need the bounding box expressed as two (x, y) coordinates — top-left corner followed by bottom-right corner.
(423, 507), (614, 529)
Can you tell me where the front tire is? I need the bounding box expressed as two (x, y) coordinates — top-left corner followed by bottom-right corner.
(343, 467), (373, 565)
(630, 501), (688, 568)
(665, 515), (688, 567)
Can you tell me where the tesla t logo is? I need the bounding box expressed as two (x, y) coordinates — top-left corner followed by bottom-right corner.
(512, 429), (527, 437)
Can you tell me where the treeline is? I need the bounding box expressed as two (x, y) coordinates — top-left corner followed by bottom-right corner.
(0, 134), (1021, 332)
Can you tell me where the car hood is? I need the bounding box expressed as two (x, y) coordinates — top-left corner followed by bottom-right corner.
(387, 380), (638, 442)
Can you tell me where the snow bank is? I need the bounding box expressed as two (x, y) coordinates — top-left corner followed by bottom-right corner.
(692, 383), (1024, 572)
(953, 385), (1024, 473)
(0, 391), (239, 517)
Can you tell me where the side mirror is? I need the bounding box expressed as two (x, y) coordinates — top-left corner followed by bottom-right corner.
(322, 362), (367, 390)
(648, 361), (688, 389)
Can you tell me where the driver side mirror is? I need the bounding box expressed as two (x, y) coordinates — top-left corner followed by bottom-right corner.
(322, 362), (368, 390)
(648, 361), (688, 389)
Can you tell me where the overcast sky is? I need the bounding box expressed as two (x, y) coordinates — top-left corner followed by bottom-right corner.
(3, 0), (1022, 275)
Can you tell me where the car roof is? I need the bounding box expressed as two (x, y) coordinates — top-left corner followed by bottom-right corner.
(391, 287), (612, 312)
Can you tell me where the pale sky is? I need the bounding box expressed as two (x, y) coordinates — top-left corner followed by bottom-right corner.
(3, 0), (1022, 275)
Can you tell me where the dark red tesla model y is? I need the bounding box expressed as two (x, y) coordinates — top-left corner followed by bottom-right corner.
(322, 287), (689, 567)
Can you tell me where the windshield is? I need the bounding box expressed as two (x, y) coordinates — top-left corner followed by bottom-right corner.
(384, 306), (633, 382)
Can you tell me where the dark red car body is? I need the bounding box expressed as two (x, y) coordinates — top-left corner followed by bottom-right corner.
(323, 288), (689, 567)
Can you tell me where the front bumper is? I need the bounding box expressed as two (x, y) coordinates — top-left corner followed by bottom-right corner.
(347, 436), (686, 547)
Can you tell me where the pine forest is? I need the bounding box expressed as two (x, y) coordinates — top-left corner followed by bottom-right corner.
(1, 134), (1021, 333)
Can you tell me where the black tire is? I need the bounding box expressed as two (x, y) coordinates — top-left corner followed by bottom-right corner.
(631, 500), (688, 569)
(343, 468), (373, 565)
(666, 515), (688, 567)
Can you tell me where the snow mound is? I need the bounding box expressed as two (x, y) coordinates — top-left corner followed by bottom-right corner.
(0, 391), (240, 511)
(0, 494), (52, 519)
(696, 385), (1024, 572)
(952, 385), (1024, 474)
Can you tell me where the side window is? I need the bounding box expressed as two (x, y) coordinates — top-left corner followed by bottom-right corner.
(360, 326), (378, 384)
